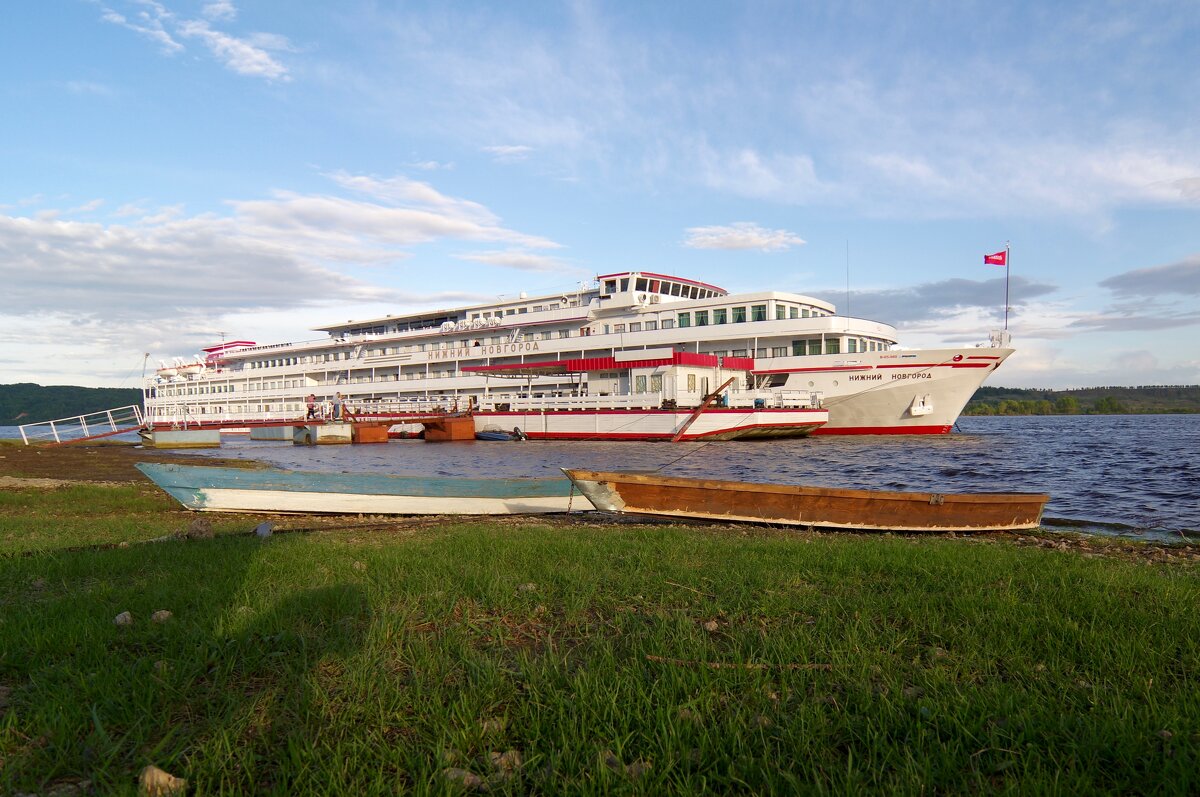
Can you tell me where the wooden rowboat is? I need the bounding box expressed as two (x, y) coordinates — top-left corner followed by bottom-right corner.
(137, 463), (582, 515)
(562, 469), (1049, 532)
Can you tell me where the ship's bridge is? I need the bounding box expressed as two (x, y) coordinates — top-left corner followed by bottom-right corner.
(597, 271), (727, 308)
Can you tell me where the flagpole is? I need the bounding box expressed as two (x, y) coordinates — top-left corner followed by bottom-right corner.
(1004, 242), (1011, 330)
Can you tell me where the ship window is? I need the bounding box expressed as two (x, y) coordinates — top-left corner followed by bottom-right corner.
(620, 278), (630, 291)
(677, 312), (691, 328)
(532, 305), (543, 312)
(752, 304), (767, 321)
(649, 280), (660, 293)
(772, 347), (787, 357)
(809, 340), (822, 355)
(713, 308), (727, 324)
(645, 320), (658, 330)
(732, 306), (746, 323)
(688, 286), (699, 299)
(518, 308), (528, 314)
(651, 374), (662, 392)
(670, 283), (682, 296)
(756, 348), (767, 358)
(793, 341), (806, 356)
(550, 303), (559, 310)
(694, 310), (708, 326)
(604, 280), (617, 293)
(506, 309), (516, 315)
(614, 324), (626, 333)
(603, 325), (611, 334)
(559, 330), (571, 338)
(661, 319), (674, 329)
(687, 374), (697, 391)
(848, 339), (857, 353)
(629, 322), (642, 332)
(777, 306), (787, 320)
(790, 307), (799, 319)
(635, 278), (648, 291)
(635, 375), (647, 393)
(802, 308), (810, 318)
(826, 339), (841, 355)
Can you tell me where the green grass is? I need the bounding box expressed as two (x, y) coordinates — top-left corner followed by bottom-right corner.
(0, 484), (251, 554)
(1, 488), (1198, 794)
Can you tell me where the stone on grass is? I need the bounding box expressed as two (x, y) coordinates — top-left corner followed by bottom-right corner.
(489, 749), (523, 774)
(517, 582), (537, 592)
(139, 764), (186, 795)
(151, 610), (173, 623)
(702, 619), (719, 632)
(114, 611), (133, 627)
(442, 767), (484, 791)
(185, 518), (213, 540)
(254, 522), (274, 538)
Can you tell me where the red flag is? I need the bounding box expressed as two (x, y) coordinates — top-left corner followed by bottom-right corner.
(984, 250), (1007, 266)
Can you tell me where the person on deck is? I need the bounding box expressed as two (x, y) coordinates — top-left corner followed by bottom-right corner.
(305, 393), (318, 419)
(332, 392), (345, 421)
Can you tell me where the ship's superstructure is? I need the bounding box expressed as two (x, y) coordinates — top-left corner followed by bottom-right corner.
(144, 270), (1011, 436)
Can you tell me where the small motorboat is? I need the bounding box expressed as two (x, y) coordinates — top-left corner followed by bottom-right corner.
(562, 469), (1049, 532)
(475, 426), (528, 442)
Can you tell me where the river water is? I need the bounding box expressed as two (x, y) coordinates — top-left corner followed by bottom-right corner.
(3, 415), (1196, 541)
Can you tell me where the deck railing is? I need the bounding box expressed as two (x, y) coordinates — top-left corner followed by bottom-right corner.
(18, 405), (144, 445)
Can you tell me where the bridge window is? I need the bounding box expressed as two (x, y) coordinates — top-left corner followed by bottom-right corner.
(645, 320), (658, 330)
(694, 310), (708, 326)
(825, 339), (840, 355)
(713, 308), (727, 324)
(777, 305), (787, 320)
(752, 304), (767, 321)
(732, 306), (746, 323)
(677, 312), (691, 328)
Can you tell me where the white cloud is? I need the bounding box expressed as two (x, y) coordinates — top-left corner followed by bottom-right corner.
(682, 222), (805, 252)
(177, 19), (290, 81)
(482, 145), (534, 162)
(99, 4), (182, 54)
(98, 1), (290, 81)
(202, 0), (236, 22)
(64, 80), (115, 96)
(0, 174), (561, 322)
(456, 249), (585, 275)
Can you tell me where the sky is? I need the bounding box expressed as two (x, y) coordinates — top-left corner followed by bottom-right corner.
(2, 1), (1198, 390)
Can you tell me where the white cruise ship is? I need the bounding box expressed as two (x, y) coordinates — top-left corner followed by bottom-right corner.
(143, 270), (1011, 439)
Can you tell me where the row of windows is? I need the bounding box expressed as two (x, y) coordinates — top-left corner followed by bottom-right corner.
(677, 303), (832, 328)
(468, 299), (581, 321)
(603, 276), (722, 300)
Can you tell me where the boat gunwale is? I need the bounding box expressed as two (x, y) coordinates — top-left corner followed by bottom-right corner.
(562, 469), (1050, 506)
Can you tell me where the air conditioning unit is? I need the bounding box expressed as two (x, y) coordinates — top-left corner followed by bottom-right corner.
(649, 295), (661, 303)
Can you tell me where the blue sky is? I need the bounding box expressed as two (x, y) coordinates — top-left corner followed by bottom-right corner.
(2, 1), (1198, 389)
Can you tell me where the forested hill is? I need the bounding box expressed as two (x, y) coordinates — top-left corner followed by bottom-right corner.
(964, 385), (1200, 415)
(0, 383), (142, 424)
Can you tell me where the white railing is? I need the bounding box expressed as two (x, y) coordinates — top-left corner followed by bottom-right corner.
(18, 405), (144, 445)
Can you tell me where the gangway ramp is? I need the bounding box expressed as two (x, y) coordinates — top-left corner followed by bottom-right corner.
(18, 405), (144, 446)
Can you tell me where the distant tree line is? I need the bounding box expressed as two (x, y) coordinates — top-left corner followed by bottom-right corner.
(0, 383), (142, 424)
(964, 385), (1200, 416)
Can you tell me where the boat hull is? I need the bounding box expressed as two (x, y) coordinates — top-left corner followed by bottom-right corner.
(137, 463), (583, 515)
(472, 408), (827, 441)
(562, 469), (1049, 531)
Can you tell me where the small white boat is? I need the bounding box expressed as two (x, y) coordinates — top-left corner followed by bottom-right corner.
(137, 462), (583, 515)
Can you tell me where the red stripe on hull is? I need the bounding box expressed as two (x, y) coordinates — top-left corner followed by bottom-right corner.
(812, 424), (952, 436)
